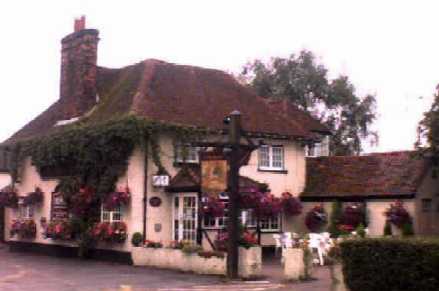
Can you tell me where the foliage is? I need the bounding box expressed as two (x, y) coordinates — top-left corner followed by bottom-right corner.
(215, 230), (258, 251)
(45, 220), (74, 240)
(239, 189), (301, 217)
(402, 223), (415, 237)
(145, 240), (163, 248)
(281, 192), (303, 216)
(168, 240), (185, 249)
(341, 203), (366, 228)
(22, 187), (44, 206)
(383, 220), (392, 236)
(384, 201), (412, 228)
(355, 224), (366, 238)
(328, 201), (343, 237)
(90, 221), (127, 243)
(0, 190), (18, 208)
(131, 232), (143, 247)
(10, 219), (36, 239)
(417, 87), (439, 157)
(305, 205), (328, 232)
(201, 196), (225, 218)
(103, 187), (131, 210)
(340, 238), (439, 291)
(181, 244), (203, 254)
(240, 50), (377, 155)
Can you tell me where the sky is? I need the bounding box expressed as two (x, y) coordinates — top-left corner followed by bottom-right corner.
(0, 0), (438, 153)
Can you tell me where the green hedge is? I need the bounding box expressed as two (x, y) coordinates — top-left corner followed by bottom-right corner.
(340, 238), (439, 291)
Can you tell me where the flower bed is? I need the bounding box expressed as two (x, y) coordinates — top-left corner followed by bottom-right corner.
(45, 220), (74, 240)
(131, 246), (261, 278)
(10, 219), (37, 239)
(90, 221), (127, 243)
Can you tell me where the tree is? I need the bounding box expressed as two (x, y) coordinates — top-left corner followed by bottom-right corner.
(240, 50), (377, 155)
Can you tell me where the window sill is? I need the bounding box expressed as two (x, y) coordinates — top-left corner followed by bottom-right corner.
(257, 168), (288, 174)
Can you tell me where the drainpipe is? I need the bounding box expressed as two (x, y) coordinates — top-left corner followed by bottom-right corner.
(143, 146), (148, 242)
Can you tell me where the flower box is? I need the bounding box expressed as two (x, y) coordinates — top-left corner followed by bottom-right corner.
(91, 221), (127, 243)
(44, 220), (74, 240)
(283, 248), (313, 281)
(10, 219), (37, 239)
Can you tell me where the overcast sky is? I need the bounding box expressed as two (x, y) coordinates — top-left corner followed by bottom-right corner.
(0, 0), (438, 153)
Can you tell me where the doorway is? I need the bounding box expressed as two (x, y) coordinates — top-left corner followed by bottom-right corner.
(172, 194), (198, 243)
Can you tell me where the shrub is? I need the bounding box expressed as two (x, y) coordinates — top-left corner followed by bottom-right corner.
(402, 223), (414, 237)
(355, 223), (366, 238)
(340, 238), (439, 291)
(131, 232), (143, 247)
(144, 240), (163, 248)
(328, 201), (343, 237)
(384, 220), (392, 236)
(182, 244), (202, 254)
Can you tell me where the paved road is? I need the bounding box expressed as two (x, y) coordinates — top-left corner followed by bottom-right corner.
(0, 245), (330, 291)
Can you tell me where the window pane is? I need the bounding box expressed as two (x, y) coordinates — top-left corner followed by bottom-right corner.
(259, 146), (270, 168)
(272, 146), (284, 169)
(422, 199), (432, 212)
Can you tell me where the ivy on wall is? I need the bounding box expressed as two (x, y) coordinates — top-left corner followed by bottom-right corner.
(4, 116), (207, 197)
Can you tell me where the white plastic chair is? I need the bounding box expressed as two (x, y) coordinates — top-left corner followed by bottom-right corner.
(273, 234), (282, 257)
(308, 233), (325, 266)
(282, 232), (293, 249)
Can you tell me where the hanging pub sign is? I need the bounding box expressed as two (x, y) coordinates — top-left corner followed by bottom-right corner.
(50, 192), (69, 220)
(200, 151), (228, 195)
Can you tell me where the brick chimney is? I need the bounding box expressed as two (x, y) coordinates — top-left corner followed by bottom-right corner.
(60, 16), (99, 117)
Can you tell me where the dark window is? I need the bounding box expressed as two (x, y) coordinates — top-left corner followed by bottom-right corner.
(422, 199), (432, 212)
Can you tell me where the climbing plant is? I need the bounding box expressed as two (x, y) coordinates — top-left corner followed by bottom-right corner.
(1, 115), (207, 256)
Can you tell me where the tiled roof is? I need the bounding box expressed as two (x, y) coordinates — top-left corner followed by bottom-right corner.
(302, 151), (428, 199)
(4, 59), (328, 144)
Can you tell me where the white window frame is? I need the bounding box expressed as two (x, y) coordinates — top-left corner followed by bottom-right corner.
(202, 207), (280, 232)
(175, 144), (200, 164)
(258, 145), (284, 171)
(101, 204), (123, 223)
(19, 204), (34, 220)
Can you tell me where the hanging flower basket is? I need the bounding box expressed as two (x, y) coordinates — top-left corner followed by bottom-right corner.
(281, 192), (303, 216)
(103, 187), (131, 210)
(384, 200), (411, 228)
(340, 203), (366, 228)
(22, 187), (44, 206)
(0, 190), (18, 208)
(44, 220), (74, 240)
(90, 221), (127, 243)
(66, 186), (95, 216)
(201, 196), (225, 218)
(305, 205), (328, 232)
(10, 219), (37, 239)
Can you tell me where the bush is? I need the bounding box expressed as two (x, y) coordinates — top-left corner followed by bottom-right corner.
(402, 223), (414, 237)
(328, 201), (342, 237)
(131, 232), (143, 247)
(340, 238), (439, 291)
(355, 223), (366, 238)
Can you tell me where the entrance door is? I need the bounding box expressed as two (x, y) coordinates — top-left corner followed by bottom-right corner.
(173, 194), (198, 243)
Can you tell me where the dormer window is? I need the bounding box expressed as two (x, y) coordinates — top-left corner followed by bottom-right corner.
(258, 145), (284, 171)
(175, 144), (200, 164)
